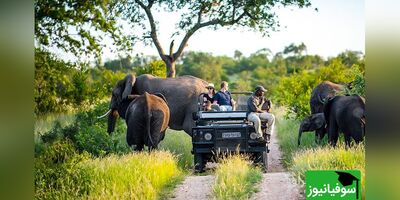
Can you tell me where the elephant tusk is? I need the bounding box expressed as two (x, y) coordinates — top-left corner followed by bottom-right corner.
(97, 109), (112, 119)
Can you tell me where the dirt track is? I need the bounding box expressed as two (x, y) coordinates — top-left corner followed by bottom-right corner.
(170, 129), (304, 200)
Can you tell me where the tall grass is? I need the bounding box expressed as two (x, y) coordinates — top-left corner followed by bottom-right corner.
(85, 151), (184, 199)
(274, 106), (365, 198)
(212, 155), (262, 200)
(35, 140), (184, 199)
(159, 129), (193, 169)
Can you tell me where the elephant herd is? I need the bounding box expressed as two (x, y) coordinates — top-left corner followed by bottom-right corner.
(298, 81), (366, 147)
(99, 74), (208, 151)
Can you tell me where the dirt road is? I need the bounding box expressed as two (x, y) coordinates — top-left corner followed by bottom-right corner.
(170, 130), (303, 200)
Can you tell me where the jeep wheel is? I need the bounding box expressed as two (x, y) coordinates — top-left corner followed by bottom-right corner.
(261, 151), (268, 172)
(194, 153), (205, 173)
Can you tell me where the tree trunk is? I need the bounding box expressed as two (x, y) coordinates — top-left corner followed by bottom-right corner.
(164, 56), (176, 78)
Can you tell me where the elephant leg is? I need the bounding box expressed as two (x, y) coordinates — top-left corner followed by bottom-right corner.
(328, 122), (339, 147)
(316, 128), (326, 144)
(135, 143), (144, 151)
(183, 112), (194, 136)
(314, 131), (319, 144)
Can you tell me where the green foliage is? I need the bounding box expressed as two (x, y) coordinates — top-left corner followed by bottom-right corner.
(35, 49), (126, 115)
(273, 70), (317, 119)
(35, 0), (131, 57)
(178, 51), (223, 84)
(135, 60), (167, 78)
(34, 48), (75, 114)
(213, 155), (262, 200)
(273, 58), (363, 119)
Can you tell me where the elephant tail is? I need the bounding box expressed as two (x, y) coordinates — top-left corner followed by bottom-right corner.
(145, 92), (155, 149)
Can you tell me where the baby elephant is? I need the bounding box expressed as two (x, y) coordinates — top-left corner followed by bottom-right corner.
(298, 113), (326, 146)
(324, 95), (365, 147)
(126, 92), (170, 151)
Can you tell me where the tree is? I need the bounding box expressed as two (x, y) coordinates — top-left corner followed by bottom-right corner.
(35, 0), (131, 57)
(118, 0), (312, 77)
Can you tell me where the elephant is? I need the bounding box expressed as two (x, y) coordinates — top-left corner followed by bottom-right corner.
(101, 74), (208, 136)
(323, 95), (366, 146)
(298, 113), (326, 146)
(107, 91), (170, 151)
(310, 81), (347, 114)
(308, 81), (347, 143)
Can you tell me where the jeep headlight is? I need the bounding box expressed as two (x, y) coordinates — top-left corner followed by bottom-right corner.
(204, 133), (212, 141)
(249, 132), (258, 140)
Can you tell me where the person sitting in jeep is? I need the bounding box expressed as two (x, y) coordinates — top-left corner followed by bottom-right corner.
(247, 85), (275, 142)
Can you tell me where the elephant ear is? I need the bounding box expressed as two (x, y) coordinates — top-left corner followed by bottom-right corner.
(311, 114), (325, 129)
(153, 93), (168, 104)
(122, 74), (136, 100)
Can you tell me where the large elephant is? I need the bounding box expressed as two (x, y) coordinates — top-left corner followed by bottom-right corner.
(103, 74), (208, 136)
(298, 113), (326, 146)
(310, 81), (346, 114)
(323, 95), (366, 146)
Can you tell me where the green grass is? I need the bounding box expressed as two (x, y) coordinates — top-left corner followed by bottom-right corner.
(274, 106), (365, 198)
(212, 155), (262, 200)
(159, 129), (193, 169)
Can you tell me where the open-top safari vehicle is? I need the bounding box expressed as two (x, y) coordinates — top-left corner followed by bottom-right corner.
(191, 92), (270, 172)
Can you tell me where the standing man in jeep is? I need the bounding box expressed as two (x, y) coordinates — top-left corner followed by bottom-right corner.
(247, 85), (275, 142)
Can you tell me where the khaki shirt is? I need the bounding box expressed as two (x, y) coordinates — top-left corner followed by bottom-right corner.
(247, 94), (271, 113)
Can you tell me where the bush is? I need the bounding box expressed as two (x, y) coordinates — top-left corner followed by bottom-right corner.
(37, 102), (130, 157)
(35, 140), (92, 199)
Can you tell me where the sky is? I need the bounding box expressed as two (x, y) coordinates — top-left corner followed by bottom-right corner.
(99, 0), (364, 62)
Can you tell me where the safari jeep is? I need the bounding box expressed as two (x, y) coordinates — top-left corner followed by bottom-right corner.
(191, 92), (270, 172)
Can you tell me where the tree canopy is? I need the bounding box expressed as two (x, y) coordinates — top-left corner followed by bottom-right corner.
(117, 0), (312, 77)
(35, 0), (131, 57)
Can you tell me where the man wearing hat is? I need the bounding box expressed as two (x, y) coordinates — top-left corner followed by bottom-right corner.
(247, 85), (275, 142)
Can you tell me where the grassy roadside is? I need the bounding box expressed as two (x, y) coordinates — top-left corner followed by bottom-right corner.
(34, 104), (193, 199)
(212, 155), (263, 200)
(35, 140), (184, 199)
(274, 106), (365, 198)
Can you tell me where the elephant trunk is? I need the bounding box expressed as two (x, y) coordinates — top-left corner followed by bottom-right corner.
(107, 110), (118, 134)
